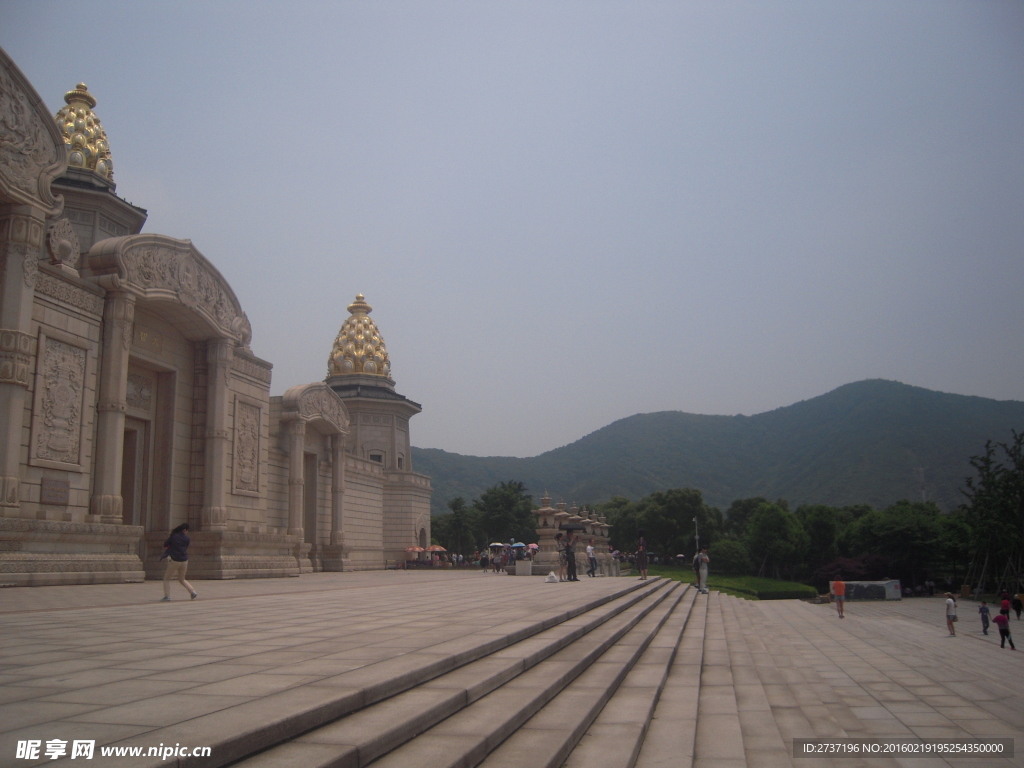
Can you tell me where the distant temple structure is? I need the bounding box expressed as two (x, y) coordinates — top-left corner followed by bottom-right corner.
(0, 49), (431, 585)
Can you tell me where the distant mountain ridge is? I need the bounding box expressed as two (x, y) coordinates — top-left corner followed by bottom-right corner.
(411, 380), (1024, 515)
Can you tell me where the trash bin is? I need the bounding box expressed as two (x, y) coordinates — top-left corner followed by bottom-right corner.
(961, 584), (971, 599)
(515, 560), (532, 576)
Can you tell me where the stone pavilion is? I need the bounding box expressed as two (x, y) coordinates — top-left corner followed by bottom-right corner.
(0, 47), (431, 585)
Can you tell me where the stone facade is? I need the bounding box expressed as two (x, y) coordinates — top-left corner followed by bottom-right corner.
(0, 48), (430, 585)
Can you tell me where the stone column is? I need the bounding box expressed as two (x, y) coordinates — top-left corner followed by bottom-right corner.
(0, 209), (44, 515)
(201, 338), (232, 531)
(330, 433), (345, 546)
(90, 289), (135, 523)
(286, 419), (306, 537)
(322, 432), (348, 571)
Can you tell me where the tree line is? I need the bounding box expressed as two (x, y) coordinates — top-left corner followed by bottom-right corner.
(430, 431), (1023, 594)
(431, 481), (537, 555)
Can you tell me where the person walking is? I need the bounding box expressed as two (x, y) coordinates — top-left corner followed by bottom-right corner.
(992, 612), (1016, 649)
(945, 592), (957, 636)
(1000, 592), (1011, 620)
(565, 533), (579, 582)
(1013, 593), (1023, 620)
(161, 523), (197, 602)
(554, 533), (568, 582)
(586, 539), (597, 578)
(635, 530), (649, 581)
(694, 546), (710, 594)
(831, 574), (846, 618)
(979, 601), (991, 635)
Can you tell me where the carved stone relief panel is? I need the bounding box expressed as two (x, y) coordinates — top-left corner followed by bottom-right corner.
(126, 372), (154, 412)
(0, 55), (62, 210)
(233, 399), (261, 494)
(298, 387), (348, 434)
(31, 332), (88, 470)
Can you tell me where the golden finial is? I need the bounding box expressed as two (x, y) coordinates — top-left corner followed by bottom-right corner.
(328, 294), (392, 379)
(54, 83), (113, 180)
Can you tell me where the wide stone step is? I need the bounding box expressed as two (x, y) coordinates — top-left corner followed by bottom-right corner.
(361, 581), (682, 768)
(90, 578), (663, 768)
(561, 586), (697, 768)
(633, 590), (708, 768)
(718, 594), (794, 768)
(230, 579), (671, 768)
(690, 592), (747, 768)
(471, 583), (688, 768)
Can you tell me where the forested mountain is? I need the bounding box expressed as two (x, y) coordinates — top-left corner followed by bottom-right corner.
(412, 380), (1024, 515)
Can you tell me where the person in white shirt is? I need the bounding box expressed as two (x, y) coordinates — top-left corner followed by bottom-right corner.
(945, 592), (957, 636)
(586, 540), (597, 577)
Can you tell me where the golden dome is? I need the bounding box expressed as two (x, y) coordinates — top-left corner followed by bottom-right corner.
(328, 294), (392, 379)
(54, 84), (113, 180)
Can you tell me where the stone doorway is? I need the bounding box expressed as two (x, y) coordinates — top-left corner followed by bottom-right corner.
(121, 417), (151, 528)
(304, 452), (320, 570)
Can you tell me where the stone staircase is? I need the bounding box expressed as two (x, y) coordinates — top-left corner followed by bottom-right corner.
(215, 586), (808, 768)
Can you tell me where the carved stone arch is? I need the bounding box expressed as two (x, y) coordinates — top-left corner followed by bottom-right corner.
(281, 382), (350, 435)
(86, 234), (252, 345)
(0, 47), (67, 214)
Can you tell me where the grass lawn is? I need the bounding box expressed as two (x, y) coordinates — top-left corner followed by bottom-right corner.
(647, 565), (818, 601)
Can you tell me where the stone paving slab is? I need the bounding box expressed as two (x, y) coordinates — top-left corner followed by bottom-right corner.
(5, 576), (1024, 768)
(739, 595), (1024, 767)
(0, 571), (642, 768)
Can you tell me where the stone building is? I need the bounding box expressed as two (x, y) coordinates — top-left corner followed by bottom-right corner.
(0, 48), (431, 586)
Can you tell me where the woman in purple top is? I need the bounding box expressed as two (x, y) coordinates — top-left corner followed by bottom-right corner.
(161, 523), (197, 602)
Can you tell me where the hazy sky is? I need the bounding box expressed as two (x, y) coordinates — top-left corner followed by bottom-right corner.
(4, 1), (1023, 457)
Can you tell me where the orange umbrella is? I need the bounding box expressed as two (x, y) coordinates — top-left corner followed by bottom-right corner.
(405, 546), (425, 552)
(425, 545), (447, 552)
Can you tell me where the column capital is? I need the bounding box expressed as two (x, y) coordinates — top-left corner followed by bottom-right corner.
(206, 336), (234, 364)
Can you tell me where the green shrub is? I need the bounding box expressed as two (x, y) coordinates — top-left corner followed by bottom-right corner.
(708, 539), (751, 575)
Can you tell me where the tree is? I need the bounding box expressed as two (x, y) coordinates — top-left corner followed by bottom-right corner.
(601, 496), (637, 551)
(435, 497), (479, 555)
(473, 481), (536, 545)
(708, 539), (751, 575)
(745, 502), (809, 580)
(795, 505), (840, 570)
(724, 497), (769, 539)
(962, 431), (1024, 592)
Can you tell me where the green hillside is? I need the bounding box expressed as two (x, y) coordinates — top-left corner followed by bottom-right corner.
(412, 380), (1024, 515)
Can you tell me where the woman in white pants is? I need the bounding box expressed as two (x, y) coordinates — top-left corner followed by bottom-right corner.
(161, 523), (197, 601)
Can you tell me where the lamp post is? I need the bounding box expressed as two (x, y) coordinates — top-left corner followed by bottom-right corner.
(693, 516), (699, 556)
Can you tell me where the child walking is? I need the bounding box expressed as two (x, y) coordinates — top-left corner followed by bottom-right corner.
(979, 601), (990, 635)
(992, 612), (1016, 650)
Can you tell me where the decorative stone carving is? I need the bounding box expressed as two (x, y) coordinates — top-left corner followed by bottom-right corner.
(22, 249), (38, 287)
(87, 236), (250, 345)
(130, 245), (234, 323)
(34, 337), (86, 465)
(231, 350), (272, 385)
(234, 401), (261, 493)
(46, 218), (79, 269)
(0, 50), (65, 214)
(299, 388), (349, 434)
(0, 475), (19, 507)
(281, 382), (350, 435)
(125, 373), (153, 411)
(0, 329), (33, 387)
(34, 272), (104, 315)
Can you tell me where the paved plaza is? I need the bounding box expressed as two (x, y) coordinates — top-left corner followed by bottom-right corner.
(0, 573), (1022, 767)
